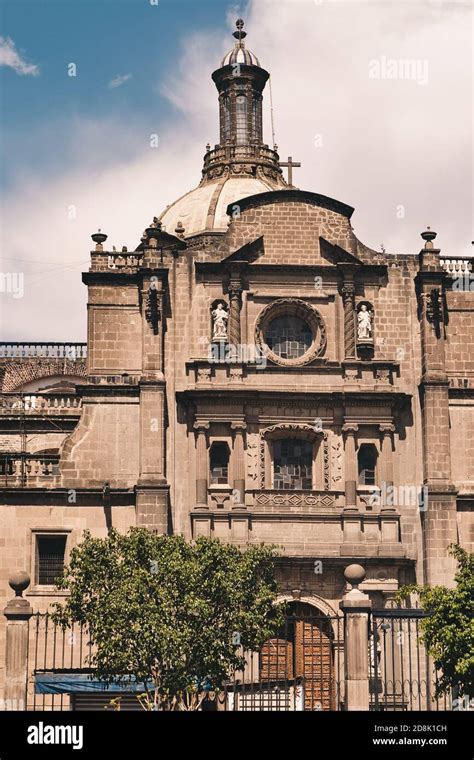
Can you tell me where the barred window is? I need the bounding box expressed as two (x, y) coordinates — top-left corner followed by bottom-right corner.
(210, 442), (230, 485)
(273, 439), (313, 490)
(36, 535), (67, 586)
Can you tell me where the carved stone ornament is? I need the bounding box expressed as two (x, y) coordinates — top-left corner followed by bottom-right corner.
(145, 284), (160, 334)
(260, 422), (324, 440)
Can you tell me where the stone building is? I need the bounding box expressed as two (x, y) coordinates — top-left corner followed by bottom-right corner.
(0, 20), (473, 710)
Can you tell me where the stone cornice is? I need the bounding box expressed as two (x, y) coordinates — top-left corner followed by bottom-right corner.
(177, 389), (411, 406)
(226, 189), (355, 219)
(0, 488), (136, 506)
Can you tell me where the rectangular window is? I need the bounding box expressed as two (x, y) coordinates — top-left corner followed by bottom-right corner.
(210, 442), (230, 485)
(36, 535), (67, 586)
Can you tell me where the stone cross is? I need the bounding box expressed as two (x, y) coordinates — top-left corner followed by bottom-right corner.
(279, 156), (301, 186)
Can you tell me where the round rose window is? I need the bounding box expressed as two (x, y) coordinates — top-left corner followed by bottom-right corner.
(255, 298), (327, 367)
(265, 315), (312, 360)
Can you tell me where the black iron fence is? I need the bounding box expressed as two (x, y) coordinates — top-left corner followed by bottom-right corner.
(370, 608), (452, 711)
(27, 607), (454, 711)
(28, 612), (92, 711)
(28, 608), (344, 712)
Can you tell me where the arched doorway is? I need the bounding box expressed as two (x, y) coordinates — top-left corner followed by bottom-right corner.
(260, 602), (336, 710)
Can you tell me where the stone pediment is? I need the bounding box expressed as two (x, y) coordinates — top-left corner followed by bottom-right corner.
(319, 237), (363, 266)
(222, 235), (264, 264)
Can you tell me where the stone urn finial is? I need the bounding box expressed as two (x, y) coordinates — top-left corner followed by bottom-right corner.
(91, 229), (107, 251)
(421, 226), (437, 250)
(344, 564), (366, 590)
(9, 571), (30, 598)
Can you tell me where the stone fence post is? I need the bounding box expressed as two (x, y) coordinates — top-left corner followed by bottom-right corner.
(340, 564), (372, 711)
(3, 572), (33, 711)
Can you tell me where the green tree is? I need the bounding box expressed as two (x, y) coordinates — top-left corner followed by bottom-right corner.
(52, 528), (283, 710)
(398, 544), (474, 700)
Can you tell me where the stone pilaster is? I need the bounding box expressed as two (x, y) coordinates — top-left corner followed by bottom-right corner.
(416, 229), (457, 586)
(342, 423), (359, 510)
(136, 380), (168, 532)
(136, 271), (169, 532)
(194, 422), (210, 510)
(141, 275), (165, 375)
(379, 424), (395, 510)
(231, 422), (246, 509)
(3, 572), (33, 711)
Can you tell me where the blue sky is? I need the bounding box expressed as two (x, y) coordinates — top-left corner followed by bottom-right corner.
(1, 0), (238, 189)
(0, 0), (472, 340)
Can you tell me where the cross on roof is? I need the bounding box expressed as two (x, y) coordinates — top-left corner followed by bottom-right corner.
(279, 156), (301, 187)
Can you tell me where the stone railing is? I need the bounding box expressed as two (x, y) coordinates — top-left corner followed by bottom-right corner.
(0, 454), (59, 485)
(203, 143), (280, 168)
(0, 393), (82, 414)
(0, 343), (87, 359)
(89, 251), (144, 271)
(440, 256), (473, 275)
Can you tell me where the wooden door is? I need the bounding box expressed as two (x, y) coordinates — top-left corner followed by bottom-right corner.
(260, 605), (335, 711)
(295, 616), (334, 710)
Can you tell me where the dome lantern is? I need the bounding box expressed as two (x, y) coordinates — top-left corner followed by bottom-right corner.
(158, 18), (287, 238)
(212, 19), (269, 151)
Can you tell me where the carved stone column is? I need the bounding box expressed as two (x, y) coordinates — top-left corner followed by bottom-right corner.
(342, 423), (359, 511)
(194, 422), (210, 510)
(231, 422), (246, 509)
(228, 274), (243, 347)
(342, 282), (356, 359)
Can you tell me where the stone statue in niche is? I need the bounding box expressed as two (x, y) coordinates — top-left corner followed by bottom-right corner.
(357, 304), (373, 341)
(212, 302), (228, 341)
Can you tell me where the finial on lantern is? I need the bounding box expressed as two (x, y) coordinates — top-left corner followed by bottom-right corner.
(233, 18), (247, 43)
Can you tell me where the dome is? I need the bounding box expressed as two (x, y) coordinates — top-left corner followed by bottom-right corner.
(159, 175), (278, 238)
(221, 46), (260, 68)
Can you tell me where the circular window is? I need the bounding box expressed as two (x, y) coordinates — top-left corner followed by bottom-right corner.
(255, 298), (327, 367)
(265, 315), (312, 360)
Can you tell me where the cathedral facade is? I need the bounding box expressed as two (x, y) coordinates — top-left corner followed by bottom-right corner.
(0, 20), (473, 709)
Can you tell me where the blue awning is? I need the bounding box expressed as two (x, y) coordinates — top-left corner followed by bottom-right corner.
(35, 671), (148, 694)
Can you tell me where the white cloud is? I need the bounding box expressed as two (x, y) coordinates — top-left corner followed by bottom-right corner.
(108, 73), (132, 89)
(0, 36), (39, 76)
(1, 0), (472, 341)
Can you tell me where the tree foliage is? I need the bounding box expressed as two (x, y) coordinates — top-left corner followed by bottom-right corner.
(398, 544), (474, 699)
(52, 529), (283, 710)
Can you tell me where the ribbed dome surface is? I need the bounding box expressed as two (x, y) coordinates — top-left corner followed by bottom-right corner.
(221, 45), (260, 67)
(159, 176), (277, 238)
